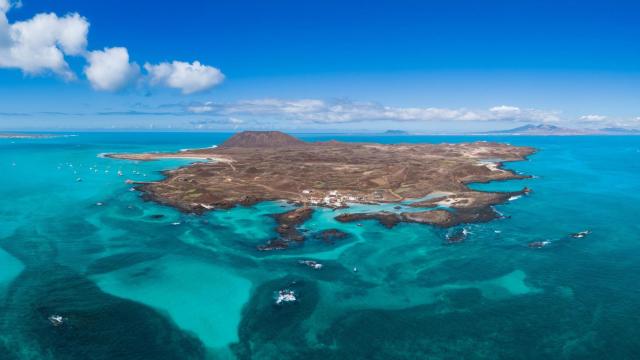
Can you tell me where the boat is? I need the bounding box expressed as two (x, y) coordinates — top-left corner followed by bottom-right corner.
(275, 289), (297, 304)
(571, 230), (591, 239)
(299, 260), (323, 269)
(528, 240), (551, 248)
(48, 315), (64, 326)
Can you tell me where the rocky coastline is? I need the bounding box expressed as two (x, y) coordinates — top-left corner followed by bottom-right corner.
(110, 131), (536, 244)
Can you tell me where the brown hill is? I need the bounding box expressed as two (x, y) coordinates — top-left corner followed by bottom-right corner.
(220, 131), (306, 148)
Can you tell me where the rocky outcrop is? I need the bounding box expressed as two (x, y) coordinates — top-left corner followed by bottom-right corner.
(335, 212), (402, 228)
(258, 207), (314, 251)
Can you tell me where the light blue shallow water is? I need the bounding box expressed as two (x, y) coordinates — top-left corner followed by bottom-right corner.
(1, 133), (639, 359)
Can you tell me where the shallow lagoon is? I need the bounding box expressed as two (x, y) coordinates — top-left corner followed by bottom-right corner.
(1, 133), (640, 359)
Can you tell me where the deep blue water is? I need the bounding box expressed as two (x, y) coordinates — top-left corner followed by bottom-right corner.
(1, 133), (639, 359)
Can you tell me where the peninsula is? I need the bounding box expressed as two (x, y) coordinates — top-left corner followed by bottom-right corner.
(108, 131), (535, 245)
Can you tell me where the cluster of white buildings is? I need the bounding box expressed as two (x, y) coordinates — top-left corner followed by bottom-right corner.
(302, 189), (360, 208)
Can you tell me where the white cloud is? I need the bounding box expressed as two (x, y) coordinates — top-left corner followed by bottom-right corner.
(0, 0), (10, 13)
(144, 60), (224, 94)
(187, 101), (215, 113)
(0, 4), (224, 94)
(490, 105), (522, 117)
(579, 114), (607, 122)
(0, 0), (19, 13)
(184, 98), (563, 124)
(0, 9), (89, 79)
(84, 47), (140, 91)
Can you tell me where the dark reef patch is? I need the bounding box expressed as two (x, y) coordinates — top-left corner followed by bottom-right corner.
(232, 277), (322, 359)
(0, 265), (205, 360)
(314, 228), (350, 244)
(85, 252), (165, 275)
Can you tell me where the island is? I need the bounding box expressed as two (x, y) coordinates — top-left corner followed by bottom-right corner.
(478, 124), (640, 136)
(108, 131), (535, 248)
(0, 132), (62, 139)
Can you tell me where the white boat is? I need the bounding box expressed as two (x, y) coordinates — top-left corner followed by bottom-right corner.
(299, 260), (323, 269)
(48, 315), (64, 326)
(275, 289), (297, 304)
(571, 230), (592, 239)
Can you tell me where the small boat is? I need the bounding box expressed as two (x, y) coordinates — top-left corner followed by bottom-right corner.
(528, 240), (551, 249)
(299, 260), (323, 269)
(48, 315), (64, 327)
(96, 202), (103, 206)
(76, 177), (82, 182)
(571, 230), (591, 239)
(275, 289), (297, 304)
(117, 170), (123, 176)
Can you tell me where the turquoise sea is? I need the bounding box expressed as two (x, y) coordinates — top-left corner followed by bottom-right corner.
(1, 133), (639, 359)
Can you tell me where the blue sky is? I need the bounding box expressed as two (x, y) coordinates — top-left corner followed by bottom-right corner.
(1, 0), (639, 132)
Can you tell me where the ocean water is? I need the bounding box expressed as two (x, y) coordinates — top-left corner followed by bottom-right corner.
(1, 133), (639, 359)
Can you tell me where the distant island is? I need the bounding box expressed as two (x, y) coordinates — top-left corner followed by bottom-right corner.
(109, 131), (535, 250)
(383, 130), (410, 135)
(0, 132), (62, 139)
(479, 124), (640, 136)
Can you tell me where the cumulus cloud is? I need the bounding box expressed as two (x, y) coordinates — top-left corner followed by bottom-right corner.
(144, 60), (224, 94)
(490, 105), (522, 117)
(0, 5), (89, 79)
(0, 0), (11, 13)
(183, 98), (562, 124)
(84, 47), (140, 91)
(0, 3), (223, 94)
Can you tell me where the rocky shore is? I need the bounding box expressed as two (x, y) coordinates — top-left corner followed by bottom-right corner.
(336, 189), (529, 228)
(258, 207), (313, 251)
(111, 131), (536, 240)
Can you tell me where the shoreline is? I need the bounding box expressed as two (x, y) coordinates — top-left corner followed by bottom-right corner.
(108, 132), (536, 232)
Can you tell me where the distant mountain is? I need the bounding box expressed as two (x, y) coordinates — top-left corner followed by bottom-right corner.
(600, 127), (640, 134)
(220, 131), (306, 148)
(482, 124), (598, 135)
